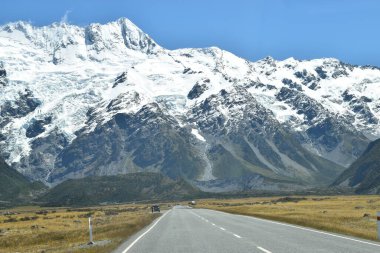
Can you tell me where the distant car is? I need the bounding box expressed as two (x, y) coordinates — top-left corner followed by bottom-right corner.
(151, 205), (160, 213)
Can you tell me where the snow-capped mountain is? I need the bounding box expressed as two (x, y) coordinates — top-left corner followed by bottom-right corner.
(1, 18), (380, 191)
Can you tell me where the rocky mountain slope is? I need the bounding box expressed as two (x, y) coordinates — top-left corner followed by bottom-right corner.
(333, 138), (380, 194)
(0, 157), (45, 205)
(1, 18), (379, 191)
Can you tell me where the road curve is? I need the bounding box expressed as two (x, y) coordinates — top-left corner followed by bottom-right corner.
(114, 206), (380, 253)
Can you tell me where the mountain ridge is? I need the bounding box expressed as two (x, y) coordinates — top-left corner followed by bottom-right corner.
(1, 18), (379, 192)
(38, 172), (200, 206)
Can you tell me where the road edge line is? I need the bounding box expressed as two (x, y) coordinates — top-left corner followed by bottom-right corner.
(121, 210), (171, 253)
(204, 209), (380, 247)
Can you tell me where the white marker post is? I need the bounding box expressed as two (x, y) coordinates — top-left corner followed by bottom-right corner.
(377, 212), (380, 240)
(88, 216), (94, 245)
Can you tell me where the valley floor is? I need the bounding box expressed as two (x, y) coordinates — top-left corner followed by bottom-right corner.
(197, 195), (380, 241)
(1, 195), (379, 252)
(0, 204), (161, 253)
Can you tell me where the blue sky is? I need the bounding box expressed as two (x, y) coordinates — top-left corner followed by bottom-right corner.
(1, 0), (379, 66)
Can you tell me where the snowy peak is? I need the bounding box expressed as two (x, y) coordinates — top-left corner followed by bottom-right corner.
(117, 17), (159, 53)
(1, 18), (380, 191)
(84, 18), (160, 55)
(0, 18), (161, 64)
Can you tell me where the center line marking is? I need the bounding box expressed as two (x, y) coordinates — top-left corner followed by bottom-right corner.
(257, 246), (272, 253)
(194, 212), (242, 240)
(223, 211), (380, 248)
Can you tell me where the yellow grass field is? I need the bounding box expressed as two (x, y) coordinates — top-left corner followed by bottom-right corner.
(0, 204), (162, 253)
(197, 195), (380, 241)
(1, 195), (379, 252)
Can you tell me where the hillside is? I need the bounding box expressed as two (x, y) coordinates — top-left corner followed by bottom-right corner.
(39, 173), (201, 206)
(0, 157), (45, 205)
(333, 139), (380, 193)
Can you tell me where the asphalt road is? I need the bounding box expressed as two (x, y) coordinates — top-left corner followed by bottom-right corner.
(114, 206), (380, 253)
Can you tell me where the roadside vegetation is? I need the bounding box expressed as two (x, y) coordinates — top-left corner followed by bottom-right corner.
(198, 195), (380, 241)
(0, 204), (161, 253)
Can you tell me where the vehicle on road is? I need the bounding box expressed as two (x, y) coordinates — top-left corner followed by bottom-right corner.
(151, 204), (160, 213)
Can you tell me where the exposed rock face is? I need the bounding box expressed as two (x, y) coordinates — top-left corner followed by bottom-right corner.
(49, 104), (205, 184)
(1, 18), (380, 192)
(333, 138), (380, 194)
(26, 116), (52, 138)
(0, 62), (6, 86)
(342, 89), (378, 124)
(0, 89), (41, 128)
(18, 131), (69, 182)
(276, 86), (368, 166)
(187, 79), (209, 99)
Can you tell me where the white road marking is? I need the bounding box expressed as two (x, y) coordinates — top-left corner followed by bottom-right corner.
(257, 246), (272, 253)
(191, 211), (243, 239)
(241, 214), (380, 248)
(122, 210), (171, 253)
(206, 209), (380, 248)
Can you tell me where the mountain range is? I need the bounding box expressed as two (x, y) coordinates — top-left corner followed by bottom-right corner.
(1, 18), (379, 193)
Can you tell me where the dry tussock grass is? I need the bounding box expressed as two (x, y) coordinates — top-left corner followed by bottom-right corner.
(0, 204), (160, 253)
(198, 195), (380, 241)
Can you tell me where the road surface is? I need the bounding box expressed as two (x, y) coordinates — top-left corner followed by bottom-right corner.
(114, 206), (380, 253)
